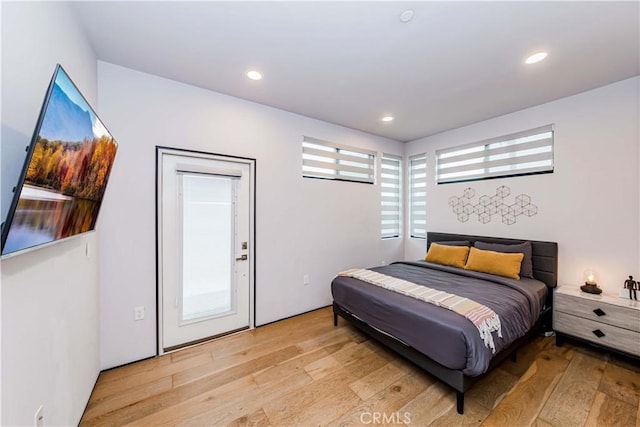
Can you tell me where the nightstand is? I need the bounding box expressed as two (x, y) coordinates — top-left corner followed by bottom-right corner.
(553, 285), (640, 359)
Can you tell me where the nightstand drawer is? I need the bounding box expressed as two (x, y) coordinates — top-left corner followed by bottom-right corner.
(554, 311), (640, 356)
(554, 292), (640, 332)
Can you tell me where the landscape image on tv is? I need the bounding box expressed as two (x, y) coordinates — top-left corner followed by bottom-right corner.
(1, 65), (117, 255)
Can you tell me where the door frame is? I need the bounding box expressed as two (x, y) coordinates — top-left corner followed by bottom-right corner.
(155, 146), (256, 355)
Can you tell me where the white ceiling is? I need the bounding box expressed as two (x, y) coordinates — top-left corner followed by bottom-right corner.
(72, 1), (639, 142)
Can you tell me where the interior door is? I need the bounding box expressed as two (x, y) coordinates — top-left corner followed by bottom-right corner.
(158, 148), (254, 352)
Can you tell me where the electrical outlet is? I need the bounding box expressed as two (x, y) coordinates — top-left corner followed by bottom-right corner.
(303, 274), (310, 286)
(34, 405), (43, 427)
(134, 306), (145, 321)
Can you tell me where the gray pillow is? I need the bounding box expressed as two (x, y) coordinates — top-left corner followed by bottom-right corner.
(474, 241), (534, 278)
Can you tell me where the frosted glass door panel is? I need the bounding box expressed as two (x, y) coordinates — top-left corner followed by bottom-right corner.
(181, 174), (235, 323)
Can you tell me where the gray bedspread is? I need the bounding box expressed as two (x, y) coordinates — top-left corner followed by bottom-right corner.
(331, 261), (547, 376)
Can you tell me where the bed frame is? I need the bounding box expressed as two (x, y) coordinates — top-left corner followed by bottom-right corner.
(333, 232), (558, 414)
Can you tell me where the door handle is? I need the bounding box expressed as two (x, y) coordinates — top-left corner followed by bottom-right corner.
(235, 254), (248, 261)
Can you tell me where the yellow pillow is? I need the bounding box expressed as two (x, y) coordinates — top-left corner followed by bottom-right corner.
(464, 247), (524, 280)
(425, 243), (470, 268)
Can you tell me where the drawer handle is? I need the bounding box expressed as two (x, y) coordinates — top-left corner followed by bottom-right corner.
(592, 329), (605, 338)
(593, 308), (606, 317)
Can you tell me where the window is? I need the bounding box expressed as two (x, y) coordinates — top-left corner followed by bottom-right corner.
(302, 136), (375, 184)
(409, 154), (427, 239)
(436, 125), (554, 184)
(380, 154), (401, 239)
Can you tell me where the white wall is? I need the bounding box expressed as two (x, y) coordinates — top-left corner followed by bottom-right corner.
(405, 77), (640, 294)
(97, 62), (404, 369)
(1, 2), (100, 425)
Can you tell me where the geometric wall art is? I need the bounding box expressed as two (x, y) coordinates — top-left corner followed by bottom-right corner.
(448, 185), (538, 225)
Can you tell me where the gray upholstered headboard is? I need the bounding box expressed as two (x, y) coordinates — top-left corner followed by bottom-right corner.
(426, 232), (558, 289)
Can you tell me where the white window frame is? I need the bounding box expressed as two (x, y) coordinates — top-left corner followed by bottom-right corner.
(409, 153), (427, 239)
(302, 136), (376, 184)
(436, 125), (554, 184)
(380, 153), (402, 239)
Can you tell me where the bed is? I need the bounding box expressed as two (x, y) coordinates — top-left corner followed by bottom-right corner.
(331, 232), (558, 414)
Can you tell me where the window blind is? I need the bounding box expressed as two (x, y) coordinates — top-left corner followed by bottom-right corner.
(409, 154), (427, 239)
(381, 154), (401, 239)
(436, 124), (554, 184)
(302, 136), (375, 184)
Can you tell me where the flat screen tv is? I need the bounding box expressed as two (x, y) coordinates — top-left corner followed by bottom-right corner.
(1, 64), (118, 256)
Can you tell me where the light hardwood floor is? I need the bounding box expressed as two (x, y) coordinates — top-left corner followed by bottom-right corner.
(81, 307), (640, 426)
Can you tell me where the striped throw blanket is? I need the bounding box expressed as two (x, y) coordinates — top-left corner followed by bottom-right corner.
(338, 268), (503, 353)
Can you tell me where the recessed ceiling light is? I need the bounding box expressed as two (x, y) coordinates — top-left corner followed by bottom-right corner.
(381, 116), (394, 122)
(524, 52), (548, 65)
(399, 9), (415, 23)
(246, 70), (263, 80)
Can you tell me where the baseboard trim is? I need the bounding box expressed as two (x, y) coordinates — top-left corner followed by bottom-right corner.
(255, 304), (332, 328)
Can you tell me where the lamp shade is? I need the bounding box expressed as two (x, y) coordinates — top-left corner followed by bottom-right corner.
(583, 269), (598, 285)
